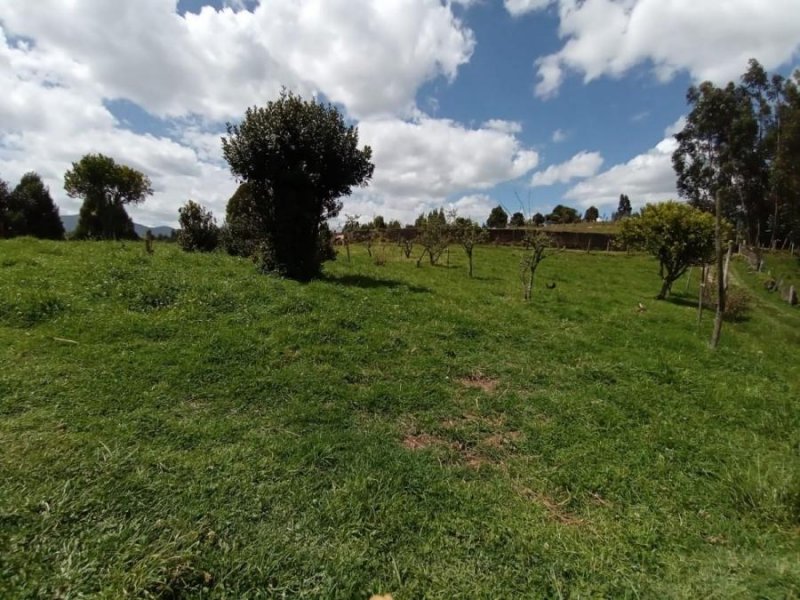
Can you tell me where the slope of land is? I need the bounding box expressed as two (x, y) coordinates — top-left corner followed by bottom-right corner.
(1, 238), (798, 598)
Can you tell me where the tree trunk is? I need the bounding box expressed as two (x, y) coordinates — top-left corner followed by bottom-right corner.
(468, 251), (473, 278)
(697, 265), (707, 326)
(710, 190), (725, 349)
(657, 278), (672, 300)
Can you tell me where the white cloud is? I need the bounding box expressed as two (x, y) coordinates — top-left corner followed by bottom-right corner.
(530, 151), (603, 187)
(504, 0), (555, 17)
(551, 128), (567, 143)
(354, 116), (539, 219)
(0, 0), (475, 120)
(564, 137), (678, 210)
(481, 119), (523, 134)
(534, 0), (800, 98)
(0, 0), (539, 227)
(664, 115), (687, 137)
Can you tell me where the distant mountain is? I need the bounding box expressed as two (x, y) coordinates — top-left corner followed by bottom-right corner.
(60, 215), (175, 238)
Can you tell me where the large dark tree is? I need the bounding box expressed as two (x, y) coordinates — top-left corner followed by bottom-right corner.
(222, 90), (374, 280)
(9, 173), (65, 240)
(671, 59), (800, 246)
(486, 205), (508, 228)
(546, 204), (581, 224)
(65, 154), (152, 240)
(613, 195), (632, 221)
(509, 211), (525, 227)
(584, 206), (599, 222)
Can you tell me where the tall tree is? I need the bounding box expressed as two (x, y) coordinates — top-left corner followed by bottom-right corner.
(222, 90), (374, 280)
(672, 63), (773, 244)
(613, 195), (632, 220)
(583, 206), (599, 222)
(10, 173), (65, 240)
(530, 212), (545, 226)
(65, 154), (152, 240)
(486, 205), (508, 228)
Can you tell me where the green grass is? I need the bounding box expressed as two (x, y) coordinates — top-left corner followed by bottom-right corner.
(1, 238), (798, 599)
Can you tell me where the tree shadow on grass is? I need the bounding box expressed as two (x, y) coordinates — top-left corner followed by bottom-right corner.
(321, 273), (430, 293)
(665, 294), (700, 309)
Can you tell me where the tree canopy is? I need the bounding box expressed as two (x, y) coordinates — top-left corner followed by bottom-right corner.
(0, 173), (65, 239)
(620, 201), (718, 299)
(509, 211), (525, 227)
(486, 205), (508, 228)
(65, 154), (152, 240)
(583, 206), (599, 222)
(222, 90), (374, 280)
(672, 59), (800, 245)
(546, 204), (581, 224)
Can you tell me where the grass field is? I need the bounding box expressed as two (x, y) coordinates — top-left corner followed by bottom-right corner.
(1, 238), (799, 598)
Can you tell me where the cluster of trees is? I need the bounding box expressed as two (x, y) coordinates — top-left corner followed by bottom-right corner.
(484, 204), (590, 228)
(673, 59), (800, 247)
(0, 173), (64, 240)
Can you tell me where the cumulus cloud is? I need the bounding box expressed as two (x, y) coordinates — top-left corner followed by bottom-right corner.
(532, 0), (800, 98)
(563, 138), (678, 210)
(357, 116), (539, 211)
(0, 0), (542, 226)
(0, 0), (475, 120)
(530, 151), (603, 187)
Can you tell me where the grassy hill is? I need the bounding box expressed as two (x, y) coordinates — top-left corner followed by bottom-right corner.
(1, 238), (798, 598)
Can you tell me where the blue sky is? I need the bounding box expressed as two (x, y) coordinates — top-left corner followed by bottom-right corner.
(1, 0), (799, 226)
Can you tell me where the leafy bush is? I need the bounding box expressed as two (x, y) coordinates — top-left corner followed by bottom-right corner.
(177, 201), (219, 252)
(704, 283), (752, 321)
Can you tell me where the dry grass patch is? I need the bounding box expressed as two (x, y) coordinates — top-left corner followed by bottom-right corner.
(458, 372), (499, 393)
(515, 485), (587, 527)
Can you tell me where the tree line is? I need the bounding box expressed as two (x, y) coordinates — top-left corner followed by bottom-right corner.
(673, 59), (800, 247)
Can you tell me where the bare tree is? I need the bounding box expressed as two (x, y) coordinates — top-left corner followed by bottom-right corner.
(452, 216), (488, 277)
(343, 214), (360, 263)
(519, 230), (554, 301)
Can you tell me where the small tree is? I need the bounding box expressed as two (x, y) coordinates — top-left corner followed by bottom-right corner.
(65, 154), (152, 240)
(530, 212), (545, 226)
(398, 236), (414, 259)
(487, 205), (508, 228)
(509, 211), (525, 227)
(372, 215), (387, 230)
(342, 214), (360, 263)
(416, 210), (449, 267)
(177, 200), (219, 252)
(452, 217), (488, 277)
(144, 229), (155, 254)
(387, 219), (402, 230)
(222, 90), (374, 280)
(583, 206), (599, 222)
(619, 201), (718, 299)
(520, 230), (554, 301)
(9, 173), (65, 240)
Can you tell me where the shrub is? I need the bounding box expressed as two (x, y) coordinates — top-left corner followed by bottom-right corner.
(704, 282), (752, 321)
(177, 200), (219, 252)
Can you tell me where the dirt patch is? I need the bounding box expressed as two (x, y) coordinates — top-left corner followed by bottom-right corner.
(481, 431), (522, 449)
(458, 373), (499, 393)
(402, 433), (448, 451)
